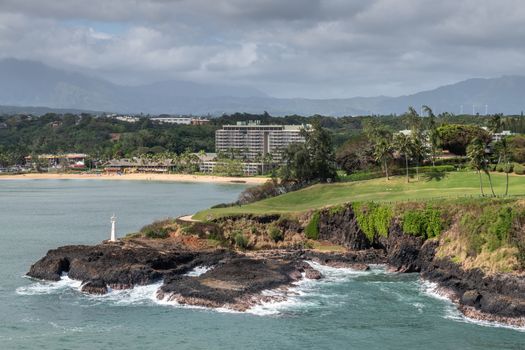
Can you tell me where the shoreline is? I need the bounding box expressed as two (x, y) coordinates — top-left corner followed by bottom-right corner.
(0, 173), (268, 185)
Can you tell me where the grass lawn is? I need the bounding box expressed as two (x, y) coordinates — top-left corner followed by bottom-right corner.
(193, 171), (525, 220)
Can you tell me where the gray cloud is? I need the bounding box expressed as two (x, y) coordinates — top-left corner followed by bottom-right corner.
(0, 0), (524, 98)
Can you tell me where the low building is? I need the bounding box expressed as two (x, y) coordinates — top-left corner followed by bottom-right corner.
(492, 130), (513, 142)
(115, 115), (140, 123)
(150, 117), (210, 125)
(25, 153), (88, 169)
(103, 158), (175, 173)
(196, 152), (275, 176)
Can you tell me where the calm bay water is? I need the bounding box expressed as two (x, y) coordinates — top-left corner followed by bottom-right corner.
(0, 180), (523, 349)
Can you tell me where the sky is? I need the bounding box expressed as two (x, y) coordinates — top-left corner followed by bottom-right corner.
(0, 0), (524, 99)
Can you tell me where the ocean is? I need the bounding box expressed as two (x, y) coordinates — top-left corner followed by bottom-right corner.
(0, 180), (523, 349)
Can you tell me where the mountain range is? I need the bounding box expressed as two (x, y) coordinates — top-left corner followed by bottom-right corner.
(1, 58), (524, 116)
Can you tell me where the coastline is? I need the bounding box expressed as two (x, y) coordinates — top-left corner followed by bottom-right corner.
(0, 173), (268, 184)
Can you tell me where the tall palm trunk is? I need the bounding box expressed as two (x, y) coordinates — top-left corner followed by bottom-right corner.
(505, 166), (509, 196)
(478, 170), (485, 196)
(486, 171), (496, 197)
(416, 159), (419, 181)
(384, 159), (389, 181)
(405, 156), (409, 183)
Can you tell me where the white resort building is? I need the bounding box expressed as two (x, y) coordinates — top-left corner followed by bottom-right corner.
(199, 121), (309, 175)
(215, 121), (308, 162)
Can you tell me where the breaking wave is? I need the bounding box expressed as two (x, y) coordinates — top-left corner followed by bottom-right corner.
(420, 279), (525, 332)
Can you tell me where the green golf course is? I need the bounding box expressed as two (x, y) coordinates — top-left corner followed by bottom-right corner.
(194, 171), (525, 220)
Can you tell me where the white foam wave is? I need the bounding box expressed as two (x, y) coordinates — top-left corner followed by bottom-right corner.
(420, 280), (453, 302)
(420, 279), (525, 332)
(244, 262), (384, 316)
(16, 262), (387, 317)
(91, 282), (163, 306)
(443, 306), (525, 332)
(16, 276), (81, 296)
(184, 266), (214, 277)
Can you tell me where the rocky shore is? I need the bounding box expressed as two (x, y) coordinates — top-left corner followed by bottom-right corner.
(27, 204), (525, 326)
(27, 239), (378, 311)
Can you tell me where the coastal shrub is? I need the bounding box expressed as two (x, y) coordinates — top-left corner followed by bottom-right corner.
(328, 205), (346, 216)
(402, 208), (442, 239)
(305, 211), (320, 240)
(234, 231), (248, 249)
(485, 207), (514, 252)
(181, 222), (223, 240)
(513, 163), (525, 175)
(211, 202), (235, 209)
(460, 205), (519, 255)
(268, 225), (284, 242)
(353, 202), (392, 241)
(141, 220), (170, 239)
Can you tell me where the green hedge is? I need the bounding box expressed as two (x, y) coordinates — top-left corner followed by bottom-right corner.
(514, 163), (525, 175)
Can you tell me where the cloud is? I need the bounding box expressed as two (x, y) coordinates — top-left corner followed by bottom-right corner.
(0, 0), (524, 98)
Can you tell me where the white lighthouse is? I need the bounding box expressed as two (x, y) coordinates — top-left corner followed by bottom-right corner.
(110, 214), (117, 242)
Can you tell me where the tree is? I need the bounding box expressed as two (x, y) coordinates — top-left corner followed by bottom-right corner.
(213, 159), (244, 176)
(281, 143), (314, 183)
(467, 138), (495, 197)
(494, 137), (511, 196)
(404, 106), (426, 179)
(410, 134), (428, 181)
(508, 135), (525, 163)
(335, 135), (374, 175)
(467, 138), (486, 197)
(374, 138), (393, 180)
(423, 105), (440, 167)
(303, 120), (338, 182)
(364, 119), (393, 180)
(394, 133), (412, 183)
(281, 121), (337, 183)
(438, 124), (491, 155)
(488, 114), (503, 134)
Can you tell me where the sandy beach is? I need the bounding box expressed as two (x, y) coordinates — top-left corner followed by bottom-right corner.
(0, 173), (268, 185)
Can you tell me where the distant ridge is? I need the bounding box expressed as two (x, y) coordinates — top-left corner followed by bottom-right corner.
(0, 104), (101, 116)
(1, 58), (524, 116)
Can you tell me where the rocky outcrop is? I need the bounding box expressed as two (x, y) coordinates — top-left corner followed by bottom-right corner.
(81, 279), (108, 294)
(421, 257), (525, 325)
(306, 249), (385, 269)
(318, 206), (371, 250)
(28, 240), (233, 292)
(384, 222), (425, 272)
(158, 257), (319, 311)
(27, 240), (326, 311)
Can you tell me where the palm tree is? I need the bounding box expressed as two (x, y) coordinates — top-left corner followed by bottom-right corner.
(411, 135), (428, 181)
(423, 105), (439, 167)
(467, 138), (486, 197)
(468, 138), (496, 197)
(495, 137), (511, 196)
(488, 114), (503, 134)
(394, 133), (412, 183)
(374, 139), (393, 181)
